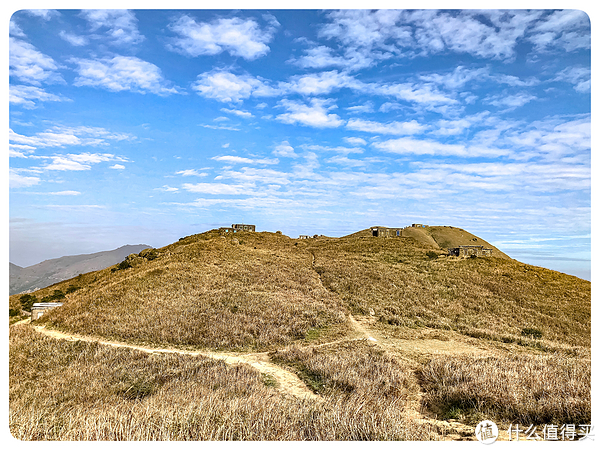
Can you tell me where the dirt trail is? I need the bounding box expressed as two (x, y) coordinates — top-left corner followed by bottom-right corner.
(26, 323), (320, 402)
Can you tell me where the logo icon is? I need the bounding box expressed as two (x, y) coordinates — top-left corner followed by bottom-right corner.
(476, 420), (499, 444)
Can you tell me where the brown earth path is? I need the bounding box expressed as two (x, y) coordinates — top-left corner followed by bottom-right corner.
(14, 319), (320, 402)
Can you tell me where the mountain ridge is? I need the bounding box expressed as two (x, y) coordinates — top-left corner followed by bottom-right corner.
(9, 244), (151, 295)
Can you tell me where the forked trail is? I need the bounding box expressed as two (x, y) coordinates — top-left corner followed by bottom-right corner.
(22, 321), (320, 401)
(16, 315), (478, 440)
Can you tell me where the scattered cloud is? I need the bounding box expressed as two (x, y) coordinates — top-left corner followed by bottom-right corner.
(71, 56), (179, 95)
(156, 185), (179, 192)
(80, 9), (144, 46)
(42, 153), (128, 171)
(283, 70), (358, 96)
(9, 37), (64, 86)
(109, 164), (125, 170)
(552, 66), (591, 93)
(272, 141), (298, 158)
(192, 70), (279, 103)
(212, 155), (279, 165)
(276, 98), (344, 128)
(220, 107), (253, 118)
(176, 169), (208, 177)
(182, 182), (248, 195)
(10, 84), (70, 109)
(59, 30), (88, 46)
(9, 169), (40, 188)
(346, 118), (427, 135)
(343, 137), (367, 146)
(9, 126), (134, 151)
(167, 14), (279, 59)
(48, 190), (81, 195)
(484, 92), (537, 110)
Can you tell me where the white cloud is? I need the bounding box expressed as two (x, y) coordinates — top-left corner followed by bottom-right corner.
(80, 9), (144, 46)
(9, 169), (40, 188)
(49, 190), (81, 195)
(212, 155), (279, 165)
(43, 153), (125, 171)
(419, 66), (489, 89)
(528, 10), (590, 52)
(276, 98), (344, 128)
(59, 30), (88, 46)
(484, 92), (537, 110)
(273, 141), (298, 158)
(346, 102), (374, 114)
(182, 182), (247, 195)
(374, 81), (458, 105)
(176, 169), (207, 177)
(156, 185), (179, 192)
(167, 14), (278, 60)
(192, 70), (279, 103)
(343, 137), (367, 146)
(109, 164), (125, 170)
(10, 84), (69, 109)
(199, 124), (240, 131)
(24, 10), (60, 20)
(346, 118), (427, 135)
(10, 126), (134, 150)
(71, 56), (179, 96)
(9, 37), (64, 86)
(220, 107), (253, 118)
(552, 66), (591, 93)
(283, 70), (357, 96)
(372, 137), (511, 158)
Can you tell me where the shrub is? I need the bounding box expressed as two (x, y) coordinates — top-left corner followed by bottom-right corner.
(426, 251), (438, 260)
(139, 248), (159, 261)
(521, 327), (543, 339)
(66, 286), (80, 294)
(19, 294), (37, 312)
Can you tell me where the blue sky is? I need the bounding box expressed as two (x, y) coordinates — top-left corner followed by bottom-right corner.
(7, 7), (592, 280)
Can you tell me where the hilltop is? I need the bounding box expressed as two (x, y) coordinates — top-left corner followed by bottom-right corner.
(9, 227), (591, 441)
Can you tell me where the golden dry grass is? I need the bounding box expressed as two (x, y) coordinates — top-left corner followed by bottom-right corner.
(33, 231), (347, 351)
(309, 235), (590, 349)
(418, 353), (591, 426)
(9, 325), (436, 441)
(8, 228), (591, 441)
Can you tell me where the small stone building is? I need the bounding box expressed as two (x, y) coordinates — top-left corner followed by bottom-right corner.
(219, 224), (256, 234)
(370, 226), (404, 238)
(31, 302), (63, 320)
(448, 245), (493, 258)
(298, 235), (310, 239)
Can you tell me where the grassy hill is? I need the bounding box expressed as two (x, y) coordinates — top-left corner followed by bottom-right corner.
(9, 227), (591, 440)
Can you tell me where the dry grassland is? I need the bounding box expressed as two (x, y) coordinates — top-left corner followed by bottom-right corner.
(419, 353), (591, 426)
(10, 325), (435, 440)
(310, 236), (590, 349)
(9, 229), (592, 440)
(35, 231), (347, 351)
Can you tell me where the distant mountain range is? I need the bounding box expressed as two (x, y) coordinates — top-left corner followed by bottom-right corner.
(9, 244), (151, 295)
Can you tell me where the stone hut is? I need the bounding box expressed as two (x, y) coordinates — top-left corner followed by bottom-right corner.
(370, 226), (404, 238)
(448, 245), (493, 258)
(31, 302), (63, 320)
(219, 224), (256, 234)
(298, 235), (310, 239)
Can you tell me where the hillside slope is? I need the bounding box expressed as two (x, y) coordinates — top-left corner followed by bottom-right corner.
(9, 244), (151, 295)
(15, 228), (590, 352)
(9, 227), (591, 440)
